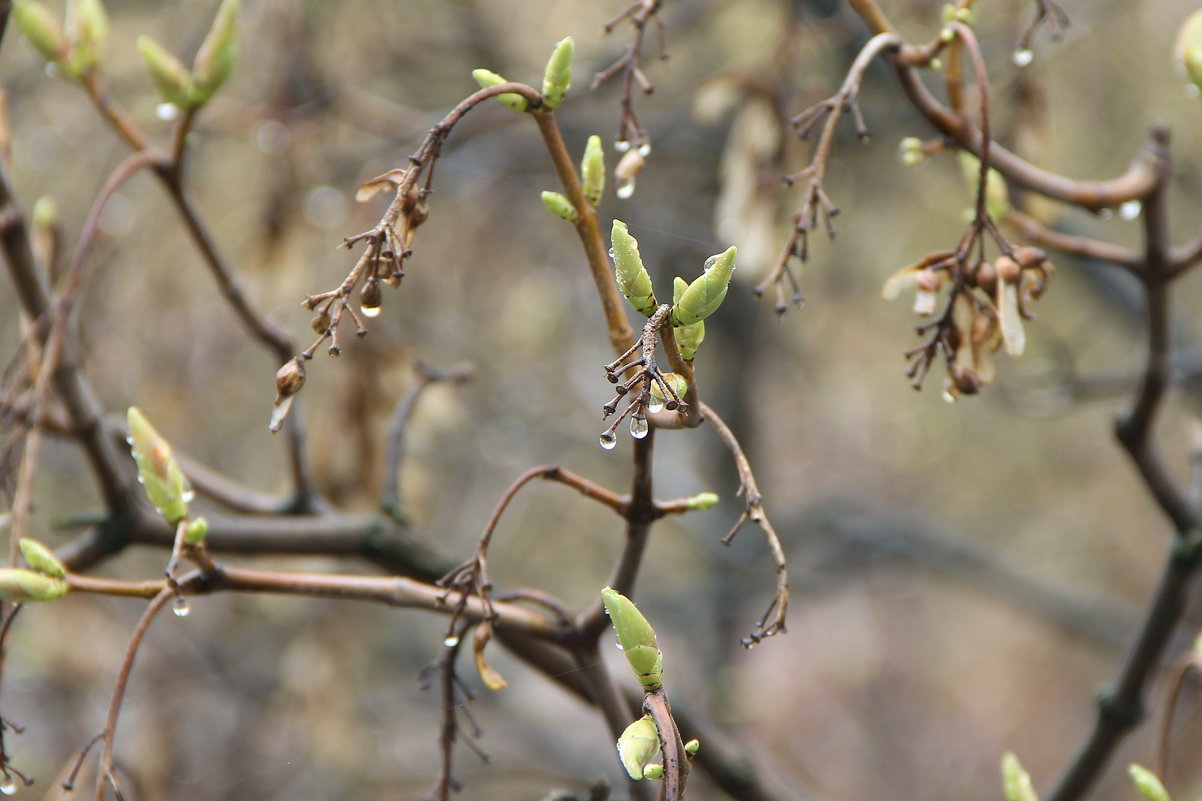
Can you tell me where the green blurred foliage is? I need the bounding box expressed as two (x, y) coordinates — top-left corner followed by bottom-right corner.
(4, 1), (1202, 800)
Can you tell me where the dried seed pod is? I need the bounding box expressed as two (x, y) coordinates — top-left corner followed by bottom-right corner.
(359, 280), (382, 313)
(614, 148), (646, 199)
(274, 358), (305, 399)
(310, 309), (331, 335)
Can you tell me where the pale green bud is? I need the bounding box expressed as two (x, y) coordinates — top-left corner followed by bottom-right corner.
(616, 715), (659, 780)
(138, 35), (197, 110)
(541, 190), (578, 222)
(899, 137), (925, 167)
(1176, 10), (1202, 93)
(0, 567), (68, 602)
(541, 36), (573, 109)
(940, 3), (956, 23)
(471, 68), (528, 112)
(601, 586), (663, 690)
(671, 246), (736, 327)
(65, 0), (108, 76)
(684, 739), (700, 756)
(642, 763), (664, 781)
(671, 276), (705, 359)
(959, 152), (1010, 222)
(127, 406), (191, 524)
(32, 196), (57, 229)
(19, 538), (66, 578)
(1001, 752), (1038, 801)
(649, 372), (688, 407)
(14, 1), (70, 71)
(191, 0), (237, 105)
(1128, 765), (1171, 801)
(685, 492), (719, 511)
(610, 220), (657, 316)
(184, 517), (208, 546)
(581, 135), (605, 207)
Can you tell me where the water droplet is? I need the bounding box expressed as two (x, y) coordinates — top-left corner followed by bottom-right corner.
(646, 396), (665, 414)
(616, 638), (626, 650)
(1188, 84), (1201, 99)
(614, 139), (631, 153)
(942, 390), (957, 404)
(125, 436), (135, 446)
(616, 181), (636, 200)
(599, 433), (618, 451)
(44, 63), (60, 78)
(607, 248), (616, 262)
(156, 102), (180, 121)
(360, 304), (382, 318)
(1098, 207), (1114, 220)
(172, 597), (190, 617)
(443, 635), (460, 648)
(1012, 49), (1034, 68)
(181, 489), (195, 503)
(637, 143), (652, 158)
(0, 774), (15, 795)
(136, 475), (146, 485)
(1119, 200), (1141, 220)
(630, 415), (649, 439)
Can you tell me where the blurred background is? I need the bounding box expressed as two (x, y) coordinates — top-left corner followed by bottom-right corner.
(4, 0), (1202, 799)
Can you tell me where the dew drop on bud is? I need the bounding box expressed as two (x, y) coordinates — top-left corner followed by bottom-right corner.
(172, 597), (191, 617)
(443, 635), (460, 648)
(616, 181), (636, 200)
(1012, 49), (1034, 67)
(630, 415), (649, 439)
(1119, 200), (1141, 220)
(156, 102), (180, 121)
(646, 397), (666, 414)
(599, 432), (618, 451)
(181, 489), (196, 503)
(0, 774), (15, 795)
(360, 304), (382, 318)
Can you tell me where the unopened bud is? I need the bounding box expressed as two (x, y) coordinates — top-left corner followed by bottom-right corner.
(684, 739), (700, 756)
(1177, 10), (1202, 93)
(472, 68), (528, 112)
(684, 492), (718, 511)
(541, 190), (578, 222)
(616, 715), (659, 780)
(581, 135), (605, 206)
(127, 406), (191, 525)
(191, 0), (237, 105)
(138, 35), (196, 110)
(1000, 752), (1038, 801)
(65, 0), (108, 76)
(19, 538), (66, 578)
(14, 1), (70, 71)
(642, 764), (664, 781)
(601, 586), (663, 690)
(1128, 765), (1170, 801)
(0, 567), (69, 602)
(671, 246), (737, 327)
(611, 220), (657, 316)
(541, 36), (573, 109)
(184, 516), (208, 546)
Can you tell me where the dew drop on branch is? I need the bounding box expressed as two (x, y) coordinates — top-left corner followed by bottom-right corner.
(172, 597), (191, 617)
(1012, 49), (1034, 67)
(1119, 200), (1141, 220)
(630, 415), (649, 439)
(599, 433), (618, 451)
(156, 102), (180, 121)
(0, 774), (15, 795)
(443, 635), (460, 648)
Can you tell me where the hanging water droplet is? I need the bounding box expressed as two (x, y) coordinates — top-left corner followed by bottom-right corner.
(360, 304), (382, 318)
(443, 635), (460, 648)
(172, 597), (190, 617)
(599, 432), (618, 451)
(607, 247), (616, 262)
(1119, 200), (1141, 220)
(615, 638), (626, 650)
(136, 475), (146, 485)
(1188, 84), (1201, 99)
(614, 139), (631, 153)
(630, 415), (649, 439)
(942, 390), (957, 404)
(1012, 49), (1034, 68)
(181, 488), (196, 503)
(0, 774), (15, 795)
(156, 102), (180, 121)
(125, 436), (135, 446)
(616, 181), (636, 200)
(646, 396), (666, 414)
(637, 143), (652, 158)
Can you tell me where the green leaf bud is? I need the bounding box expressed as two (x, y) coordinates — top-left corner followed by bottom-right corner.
(610, 220), (657, 316)
(581, 135), (605, 206)
(671, 276), (705, 359)
(684, 739), (700, 756)
(471, 68), (528, 112)
(191, 0), (237, 105)
(0, 567), (69, 602)
(899, 136), (925, 167)
(127, 406), (191, 525)
(959, 151), (1010, 222)
(671, 246), (736, 327)
(541, 190), (578, 222)
(649, 371), (688, 409)
(601, 586), (664, 690)
(65, 0), (108, 76)
(32, 196), (57, 229)
(184, 517), (208, 546)
(616, 715), (659, 780)
(1000, 752), (1038, 801)
(1128, 765), (1171, 801)
(19, 538), (66, 578)
(138, 35), (197, 110)
(14, 1), (71, 71)
(685, 492), (719, 511)
(541, 36), (573, 109)
(642, 763), (664, 781)
(1177, 10), (1202, 93)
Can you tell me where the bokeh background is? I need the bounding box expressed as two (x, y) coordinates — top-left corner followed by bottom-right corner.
(4, 1), (1202, 800)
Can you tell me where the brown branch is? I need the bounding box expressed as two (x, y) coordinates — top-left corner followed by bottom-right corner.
(700, 402), (788, 645)
(645, 688), (689, 801)
(1005, 210), (1140, 272)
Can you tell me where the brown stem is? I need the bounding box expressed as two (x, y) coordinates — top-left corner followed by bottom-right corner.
(1005, 209), (1140, 272)
(645, 688), (689, 801)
